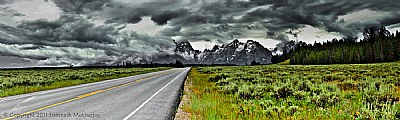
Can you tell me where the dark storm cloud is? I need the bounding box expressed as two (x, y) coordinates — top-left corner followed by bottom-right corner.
(0, 23), (31, 44)
(52, 0), (111, 14)
(103, 0), (193, 24)
(19, 45), (46, 50)
(379, 13), (400, 26)
(105, 7), (153, 24)
(0, 13), (175, 65)
(245, 9), (321, 27)
(1, 0), (400, 66)
(0, 0), (183, 66)
(17, 15), (118, 44)
(233, 0), (400, 37)
(0, 22), (120, 56)
(151, 9), (189, 25)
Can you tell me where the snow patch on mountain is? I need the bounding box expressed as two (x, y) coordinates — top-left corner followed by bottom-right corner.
(153, 39), (273, 65)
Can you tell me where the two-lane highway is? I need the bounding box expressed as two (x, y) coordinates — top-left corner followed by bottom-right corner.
(0, 68), (190, 120)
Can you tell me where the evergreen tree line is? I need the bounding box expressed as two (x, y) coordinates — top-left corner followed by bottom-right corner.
(117, 60), (185, 68)
(272, 27), (400, 64)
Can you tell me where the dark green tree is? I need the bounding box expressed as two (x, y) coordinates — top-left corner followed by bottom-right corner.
(272, 26), (400, 65)
(175, 60), (185, 68)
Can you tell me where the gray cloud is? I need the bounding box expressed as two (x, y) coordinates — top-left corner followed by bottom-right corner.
(51, 0), (111, 14)
(0, 13), (175, 66)
(1, 0), (400, 66)
(100, 0), (192, 24)
(105, 7), (153, 24)
(137, 0), (400, 44)
(151, 9), (188, 25)
(0, 0), (23, 4)
(17, 15), (118, 44)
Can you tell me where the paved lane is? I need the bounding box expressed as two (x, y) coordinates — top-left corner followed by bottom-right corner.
(0, 68), (190, 120)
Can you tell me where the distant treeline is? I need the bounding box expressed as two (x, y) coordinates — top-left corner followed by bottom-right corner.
(272, 27), (400, 64)
(115, 60), (240, 68)
(116, 60), (187, 68)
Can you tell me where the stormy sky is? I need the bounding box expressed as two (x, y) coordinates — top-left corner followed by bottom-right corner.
(0, 0), (400, 67)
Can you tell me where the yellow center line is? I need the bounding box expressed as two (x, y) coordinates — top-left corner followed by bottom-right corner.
(1, 70), (175, 120)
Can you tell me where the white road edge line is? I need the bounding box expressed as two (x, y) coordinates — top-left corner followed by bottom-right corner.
(21, 96), (35, 103)
(12, 96), (35, 110)
(122, 68), (188, 120)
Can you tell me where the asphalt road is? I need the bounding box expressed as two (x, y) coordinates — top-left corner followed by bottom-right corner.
(0, 68), (190, 120)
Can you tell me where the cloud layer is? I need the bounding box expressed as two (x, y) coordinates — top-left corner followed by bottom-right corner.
(0, 0), (400, 66)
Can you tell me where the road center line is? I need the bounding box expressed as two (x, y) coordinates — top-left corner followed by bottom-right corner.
(122, 68), (188, 120)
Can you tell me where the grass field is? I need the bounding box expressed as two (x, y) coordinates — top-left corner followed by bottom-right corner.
(183, 63), (400, 119)
(0, 67), (169, 97)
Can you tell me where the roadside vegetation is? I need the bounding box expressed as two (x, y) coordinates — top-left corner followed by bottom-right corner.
(0, 67), (169, 97)
(183, 63), (400, 119)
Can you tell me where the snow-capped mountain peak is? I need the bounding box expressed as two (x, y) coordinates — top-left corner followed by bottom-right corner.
(175, 41), (195, 53)
(154, 40), (273, 65)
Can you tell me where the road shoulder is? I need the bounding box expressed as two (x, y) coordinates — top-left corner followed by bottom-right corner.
(174, 73), (192, 120)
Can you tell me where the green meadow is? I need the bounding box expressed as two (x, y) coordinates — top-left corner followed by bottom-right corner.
(183, 63), (400, 119)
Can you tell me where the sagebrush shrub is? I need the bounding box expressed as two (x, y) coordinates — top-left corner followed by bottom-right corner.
(208, 73), (229, 82)
(293, 91), (308, 100)
(273, 84), (294, 99)
(311, 92), (339, 107)
(196, 63), (400, 119)
(338, 80), (357, 90)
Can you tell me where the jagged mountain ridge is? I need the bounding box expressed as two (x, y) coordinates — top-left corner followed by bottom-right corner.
(153, 40), (273, 65)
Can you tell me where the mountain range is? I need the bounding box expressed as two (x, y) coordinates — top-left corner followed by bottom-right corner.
(153, 40), (273, 65)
